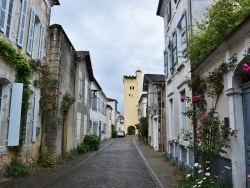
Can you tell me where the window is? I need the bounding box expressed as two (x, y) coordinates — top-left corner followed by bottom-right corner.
(84, 79), (88, 105)
(177, 11), (187, 53)
(78, 71), (82, 103)
(38, 24), (45, 60)
(0, 0), (9, 33)
(172, 30), (178, 67)
(5, 0), (13, 38)
(169, 98), (174, 138)
(166, 0), (171, 25)
(164, 50), (168, 78)
(179, 90), (187, 131)
(27, 7), (35, 55)
(17, 0), (28, 47)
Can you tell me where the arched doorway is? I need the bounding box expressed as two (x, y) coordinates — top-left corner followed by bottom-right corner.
(127, 126), (135, 135)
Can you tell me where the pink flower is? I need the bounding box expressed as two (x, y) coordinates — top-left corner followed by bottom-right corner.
(242, 63), (250, 74)
(170, 169), (174, 175)
(196, 133), (201, 139)
(217, 71), (224, 76)
(192, 95), (203, 103)
(230, 130), (235, 136)
(169, 141), (173, 145)
(180, 96), (185, 102)
(202, 113), (208, 119)
(197, 125), (202, 129)
(58, 91), (62, 95)
(247, 174), (250, 182)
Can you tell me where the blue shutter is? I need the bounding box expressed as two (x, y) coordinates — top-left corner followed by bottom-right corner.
(27, 7), (35, 55)
(38, 24), (45, 60)
(7, 83), (23, 146)
(32, 91), (39, 142)
(0, 0), (9, 32)
(17, 0), (28, 47)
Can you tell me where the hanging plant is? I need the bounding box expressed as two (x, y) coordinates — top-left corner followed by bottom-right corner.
(61, 93), (75, 112)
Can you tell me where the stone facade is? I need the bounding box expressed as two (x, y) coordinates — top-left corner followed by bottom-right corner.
(0, 0), (59, 178)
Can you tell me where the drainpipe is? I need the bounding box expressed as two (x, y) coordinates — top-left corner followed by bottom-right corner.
(188, 0), (198, 167)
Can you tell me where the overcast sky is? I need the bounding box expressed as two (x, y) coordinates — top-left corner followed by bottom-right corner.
(51, 0), (164, 114)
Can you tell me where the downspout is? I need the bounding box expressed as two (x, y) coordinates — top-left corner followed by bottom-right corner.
(188, 0), (198, 167)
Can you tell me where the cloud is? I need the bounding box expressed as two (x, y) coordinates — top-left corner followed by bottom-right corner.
(51, 0), (164, 114)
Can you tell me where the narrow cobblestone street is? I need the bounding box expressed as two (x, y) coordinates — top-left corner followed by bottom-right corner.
(0, 136), (178, 188)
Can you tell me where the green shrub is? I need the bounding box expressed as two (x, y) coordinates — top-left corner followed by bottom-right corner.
(112, 130), (117, 138)
(77, 143), (90, 154)
(5, 159), (30, 178)
(84, 135), (100, 151)
(67, 150), (78, 160)
(39, 152), (56, 168)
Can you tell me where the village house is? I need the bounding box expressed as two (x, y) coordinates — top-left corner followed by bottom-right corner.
(90, 77), (107, 141)
(156, 0), (213, 168)
(191, 15), (250, 188)
(143, 74), (166, 152)
(0, 0), (59, 178)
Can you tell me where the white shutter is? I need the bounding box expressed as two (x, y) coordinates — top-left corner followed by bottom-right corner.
(0, 0), (9, 32)
(7, 83), (23, 146)
(38, 24), (45, 60)
(32, 91), (39, 142)
(84, 115), (87, 136)
(27, 7), (35, 55)
(76, 113), (81, 141)
(17, 0), (28, 47)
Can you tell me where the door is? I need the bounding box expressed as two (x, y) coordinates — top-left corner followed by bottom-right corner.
(153, 117), (158, 151)
(243, 83), (250, 187)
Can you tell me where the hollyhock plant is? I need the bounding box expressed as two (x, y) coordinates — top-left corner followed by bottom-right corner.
(242, 63), (250, 74)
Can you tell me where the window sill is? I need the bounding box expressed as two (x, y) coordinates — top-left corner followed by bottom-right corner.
(177, 63), (185, 72)
(167, 77), (172, 84)
(179, 139), (189, 147)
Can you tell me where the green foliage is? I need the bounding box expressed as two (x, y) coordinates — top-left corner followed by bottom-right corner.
(67, 150), (78, 160)
(112, 129), (117, 138)
(175, 163), (232, 188)
(61, 93), (75, 112)
(5, 159), (30, 178)
(136, 117), (148, 141)
(39, 152), (57, 168)
(84, 135), (100, 151)
(185, 0), (250, 68)
(77, 143), (90, 154)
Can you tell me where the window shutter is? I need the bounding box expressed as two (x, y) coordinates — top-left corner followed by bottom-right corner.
(0, 0), (9, 32)
(6, 0), (13, 38)
(27, 7), (35, 55)
(32, 91), (39, 142)
(38, 24), (45, 60)
(77, 113), (81, 141)
(84, 115), (87, 136)
(7, 83), (23, 146)
(17, 0), (28, 47)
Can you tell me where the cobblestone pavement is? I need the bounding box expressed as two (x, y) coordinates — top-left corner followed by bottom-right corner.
(0, 136), (178, 188)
